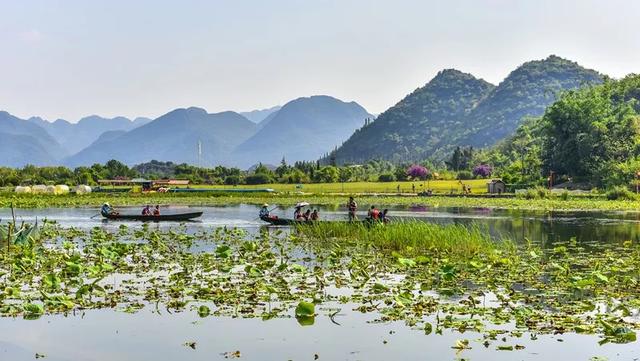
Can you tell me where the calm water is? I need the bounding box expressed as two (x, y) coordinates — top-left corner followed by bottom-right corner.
(1, 204), (639, 360)
(3, 204), (640, 245)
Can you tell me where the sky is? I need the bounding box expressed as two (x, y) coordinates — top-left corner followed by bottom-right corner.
(1, 0), (639, 121)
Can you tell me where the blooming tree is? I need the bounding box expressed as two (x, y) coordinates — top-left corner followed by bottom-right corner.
(406, 164), (429, 180)
(473, 164), (492, 178)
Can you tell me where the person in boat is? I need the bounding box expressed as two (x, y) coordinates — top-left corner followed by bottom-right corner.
(367, 205), (380, 220)
(142, 205), (151, 216)
(259, 204), (270, 218)
(310, 209), (319, 221)
(347, 197), (358, 221)
(294, 206), (303, 220)
(153, 205), (160, 216)
(380, 209), (390, 224)
(101, 203), (116, 216)
(303, 209), (311, 221)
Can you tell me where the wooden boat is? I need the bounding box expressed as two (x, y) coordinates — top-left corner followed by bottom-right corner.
(102, 211), (203, 221)
(260, 216), (375, 226)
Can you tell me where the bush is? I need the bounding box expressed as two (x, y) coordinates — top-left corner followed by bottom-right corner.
(536, 186), (550, 199)
(559, 190), (570, 201)
(378, 173), (395, 182)
(224, 175), (241, 185)
(456, 171), (473, 180)
(606, 186), (637, 200)
(245, 173), (273, 185)
(517, 186), (550, 200)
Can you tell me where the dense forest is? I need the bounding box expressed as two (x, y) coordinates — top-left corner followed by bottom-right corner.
(476, 74), (640, 188)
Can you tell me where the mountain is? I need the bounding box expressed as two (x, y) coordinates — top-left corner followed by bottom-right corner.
(30, 115), (152, 154)
(65, 107), (257, 167)
(458, 55), (602, 149)
(0, 111), (67, 166)
(333, 69), (495, 163)
(232, 95), (371, 167)
(333, 55), (602, 164)
(240, 106), (282, 123)
(89, 130), (128, 147)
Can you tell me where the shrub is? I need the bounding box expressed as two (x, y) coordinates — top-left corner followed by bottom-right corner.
(606, 186), (637, 200)
(536, 186), (550, 199)
(224, 175), (241, 185)
(517, 186), (550, 200)
(245, 173), (273, 185)
(559, 190), (570, 201)
(456, 171), (473, 180)
(378, 173), (395, 182)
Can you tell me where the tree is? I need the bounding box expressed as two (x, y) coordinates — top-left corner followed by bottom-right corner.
(446, 146), (473, 171)
(315, 166), (339, 183)
(542, 76), (640, 185)
(472, 164), (492, 178)
(406, 164), (429, 180)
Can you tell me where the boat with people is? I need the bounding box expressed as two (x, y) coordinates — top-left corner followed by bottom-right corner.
(258, 198), (389, 226)
(99, 203), (203, 221)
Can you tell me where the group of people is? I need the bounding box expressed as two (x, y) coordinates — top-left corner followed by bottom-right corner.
(258, 197), (390, 224)
(100, 203), (161, 217)
(142, 205), (161, 216)
(346, 196), (389, 223)
(294, 206), (319, 221)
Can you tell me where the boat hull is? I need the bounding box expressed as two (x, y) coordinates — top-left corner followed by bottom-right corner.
(260, 216), (373, 226)
(103, 211), (203, 221)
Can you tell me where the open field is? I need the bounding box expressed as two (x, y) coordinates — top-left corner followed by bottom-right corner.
(188, 179), (491, 194)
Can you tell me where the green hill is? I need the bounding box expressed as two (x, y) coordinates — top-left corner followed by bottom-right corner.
(333, 56), (602, 164)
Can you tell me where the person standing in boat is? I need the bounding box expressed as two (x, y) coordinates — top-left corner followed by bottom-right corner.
(347, 197), (358, 221)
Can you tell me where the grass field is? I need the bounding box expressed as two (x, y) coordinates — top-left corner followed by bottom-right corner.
(186, 179), (490, 194)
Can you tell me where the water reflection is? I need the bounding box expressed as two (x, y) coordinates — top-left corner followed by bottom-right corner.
(2, 204), (640, 246)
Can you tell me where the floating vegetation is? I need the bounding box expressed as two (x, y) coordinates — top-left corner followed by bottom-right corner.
(0, 221), (638, 351)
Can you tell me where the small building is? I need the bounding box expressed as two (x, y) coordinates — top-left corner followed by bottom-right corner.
(487, 179), (506, 194)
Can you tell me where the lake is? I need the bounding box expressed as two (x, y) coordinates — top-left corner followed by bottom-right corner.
(0, 204), (638, 360)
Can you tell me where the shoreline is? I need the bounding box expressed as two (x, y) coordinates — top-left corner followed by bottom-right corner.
(1, 192), (639, 212)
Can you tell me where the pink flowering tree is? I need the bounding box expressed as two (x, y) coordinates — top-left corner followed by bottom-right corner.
(406, 164), (429, 180)
(472, 164), (492, 178)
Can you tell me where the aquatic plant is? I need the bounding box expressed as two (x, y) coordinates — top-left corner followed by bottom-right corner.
(0, 222), (638, 351)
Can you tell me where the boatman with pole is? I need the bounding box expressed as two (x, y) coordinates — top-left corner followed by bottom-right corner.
(347, 196), (358, 222)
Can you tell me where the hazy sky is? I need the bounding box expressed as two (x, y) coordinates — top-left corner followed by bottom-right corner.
(1, 0), (639, 121)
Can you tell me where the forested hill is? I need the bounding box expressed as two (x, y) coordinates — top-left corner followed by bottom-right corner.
(333, 69), (495, 164)
(458, 55), (602, 149)
(333, 55), (602, 164)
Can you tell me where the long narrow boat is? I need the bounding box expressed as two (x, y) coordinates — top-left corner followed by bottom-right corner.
(260, 216), (374, 226)
(103, 211), (203, 221)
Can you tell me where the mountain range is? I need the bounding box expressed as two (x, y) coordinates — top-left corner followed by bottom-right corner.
(29, 115), (152, 154)
(332, 55), (603, 163)
(0, 55), (606, 169)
